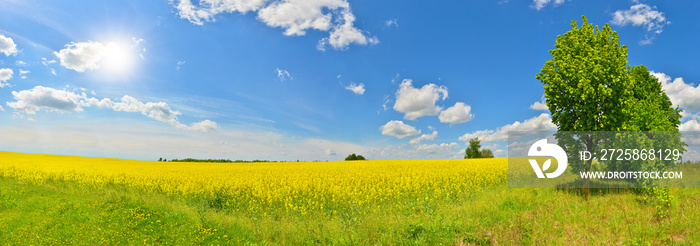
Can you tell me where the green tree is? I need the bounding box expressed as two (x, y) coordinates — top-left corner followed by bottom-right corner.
(537, 16), (683, 197)
(538, 16), (632, 135)
(625, 65), (682, 131)
(464, 138), (494, 159)
(606, 65), (685, 176)
(158, 157), (162, 162)
(465, 138), (482, 159)
(537, 16), (633, 195)
(345, 153), (366, 161)
(479, 149), (494, 158)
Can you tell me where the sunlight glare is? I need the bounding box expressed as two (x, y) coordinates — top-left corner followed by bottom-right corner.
(101, 42), (133, 74)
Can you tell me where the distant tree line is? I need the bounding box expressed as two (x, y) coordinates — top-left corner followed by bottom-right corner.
(157, 158), (339, 163)
(159, 158), (276, 163)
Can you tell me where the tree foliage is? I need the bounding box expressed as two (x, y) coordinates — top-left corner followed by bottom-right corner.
(537, 16), (683, 172)
(537, 16), (684, 195)
(465, 138), (494, 159)
(465, 138), (482, 159)
(537, 16), (632, 133)
(625, 65), (682, 131)
(345, 153), (366, 161)
(479, 149), (494, 158)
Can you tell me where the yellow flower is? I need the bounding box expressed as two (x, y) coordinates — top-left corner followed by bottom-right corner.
(0, 152), (507, 214)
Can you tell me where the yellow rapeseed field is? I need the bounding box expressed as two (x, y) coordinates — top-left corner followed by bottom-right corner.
(0, 151), (507, 215)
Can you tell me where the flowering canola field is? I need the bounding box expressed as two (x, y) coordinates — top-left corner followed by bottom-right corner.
(0, 151), (507, 215)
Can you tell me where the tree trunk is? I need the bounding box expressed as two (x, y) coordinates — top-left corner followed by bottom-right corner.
(583, 158), (592, 199)
(583, 137), (594, 199)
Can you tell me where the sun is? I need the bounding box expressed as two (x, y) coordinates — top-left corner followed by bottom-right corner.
(101, 42), (133, 74)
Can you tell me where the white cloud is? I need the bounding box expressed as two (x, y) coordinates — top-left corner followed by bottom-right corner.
(19, 69), (29, 79)
(7, 86), (218, 132)
(682, 111), (700, 122)
(611, 4), (669, 45)
(507, 138), (545, 157)
(16, 61), (26, 66)
(0, 34), (18, 56)
(391, 73), (400, 84)
(54, 41), (137, 72)
(384, 19), (398, 28)
(459, 113), (557, 142)
(381, 95), (391, 111)
(651, 71), (700, 113)
(0, 105), (3, 111)
(176, 61), (186, 70)
(345, 82), (365, 95)
(611, 4), (668, 32)
(380, 120), (420, 139)
(316, 10), (378, 51)
(53, 41), (106, 72)
(173, 0), (216, 25)
(680, 121), (700, 146)
(42, 58), (57, 66)
(131, 37), (144, 46)
(7, 86), (87, 114)
(107, 95), (183, 125)
(100, 96), (219, 132)
(50, 69), (57, 76)
(415, 142), (460, 155)
(187, 120), (220, 132)
(458, 129), (495, 142)
(410, 130), (437, 145)
(0, 68), (12, 88)
(680, 120), (700, 132)
(103, 96), (220, 132)
(131, 37), (146, 59)
(364, 141), (463, 159)
(175, 0), (266, 25)
(530, 97), (548, 110)
(393, 79), (448, 120)
(326, 149), (336, 155)
(172, 0), (377, 50)
(439, 102), (473, 124)
(531, 0), (568, 11)
(257, 0), (343, 36)
(276, 68), (292, 81)
(483, 143), (500, 151)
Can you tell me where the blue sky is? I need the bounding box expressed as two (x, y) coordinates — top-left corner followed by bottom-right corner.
(0, 0), (699, 161)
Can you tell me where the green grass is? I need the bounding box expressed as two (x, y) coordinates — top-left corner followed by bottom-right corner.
(0, 176), (698, 245)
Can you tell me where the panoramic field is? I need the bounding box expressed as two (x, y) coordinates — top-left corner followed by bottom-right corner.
(1, 0), (699, 245)
(0, 151), (698, 245)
